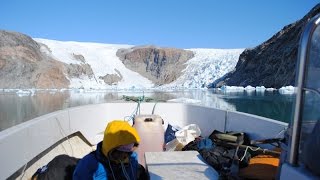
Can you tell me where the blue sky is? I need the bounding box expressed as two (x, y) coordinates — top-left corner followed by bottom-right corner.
(1, 0), (319, 49)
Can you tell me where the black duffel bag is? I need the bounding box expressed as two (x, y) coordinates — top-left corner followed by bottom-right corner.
(32, 154), (79, 180)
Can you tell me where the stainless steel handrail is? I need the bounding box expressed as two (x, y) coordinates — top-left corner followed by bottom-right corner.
(289, 14), (320, 165)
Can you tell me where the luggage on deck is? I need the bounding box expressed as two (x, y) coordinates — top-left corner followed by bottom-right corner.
(182, 137), (214, 151)
(31, 154), (79, 180)
(209, 130), (250, 146)
(164, 123), (179, 144)
(200, 146), (251, 172)
(164, 124), (201, 151)
(163, 126), (284, 179)
(175, 124), (201, 145)
(238, 154), (280, 180)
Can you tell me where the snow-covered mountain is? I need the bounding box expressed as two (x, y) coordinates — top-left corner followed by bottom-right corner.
(35, 38), (244, 89)
(35, 38), (156, 89)
(0, 29), (243, 90)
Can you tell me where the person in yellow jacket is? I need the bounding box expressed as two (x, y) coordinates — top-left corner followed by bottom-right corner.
(73, 120), (148, 179)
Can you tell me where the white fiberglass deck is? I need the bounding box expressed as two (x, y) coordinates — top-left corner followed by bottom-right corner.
(145, 151), (219, 179)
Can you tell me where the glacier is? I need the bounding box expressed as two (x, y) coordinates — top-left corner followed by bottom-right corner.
(34, 38), (244, 90)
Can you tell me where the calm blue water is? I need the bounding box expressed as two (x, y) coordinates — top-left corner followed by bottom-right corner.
(0, 89), (318, 131)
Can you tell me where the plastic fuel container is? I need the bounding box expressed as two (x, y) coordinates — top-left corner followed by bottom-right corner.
(133, 114), (164, 167)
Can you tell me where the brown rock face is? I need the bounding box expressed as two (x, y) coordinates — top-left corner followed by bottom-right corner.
(117, 46), (194, 85)
(67, 63), (94, 79)
(99, 69), (123, 85)
(72, 53), (86, 63)
(0, 30), (70, 89)
(33, 61), (69, 89)
(214, 4), (320, 88)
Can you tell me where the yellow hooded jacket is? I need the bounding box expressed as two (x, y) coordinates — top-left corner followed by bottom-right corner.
(102, 120), (140, 157)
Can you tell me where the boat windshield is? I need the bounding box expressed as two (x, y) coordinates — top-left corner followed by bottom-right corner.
(305, 24), (320, 93)
(298, 23), (320, 162)
(290, 14), (320, 165)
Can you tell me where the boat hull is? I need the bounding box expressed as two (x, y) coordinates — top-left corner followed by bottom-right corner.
(0, 102), (287, 179)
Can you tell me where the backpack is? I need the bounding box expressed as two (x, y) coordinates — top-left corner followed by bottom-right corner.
(209, 130), (250, 146)
(32, 154), (79, 180)
(164, 124), (179, 144)
(182, 137), (214, 151)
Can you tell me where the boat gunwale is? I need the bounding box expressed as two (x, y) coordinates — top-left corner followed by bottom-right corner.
(0, 102), (288, 179)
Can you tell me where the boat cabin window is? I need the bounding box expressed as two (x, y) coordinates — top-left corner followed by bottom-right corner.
(297, 21), (320, 163)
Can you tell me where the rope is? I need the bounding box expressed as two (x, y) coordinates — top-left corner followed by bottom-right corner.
(107, 158), (117, 180)
(275, 127), (287, 138)
(55, 117), (74, 156)
(137, 101), (141, 115)
(19, 112), (74, 179)
(19, 162), (27, 180)
(152, 102), (158, 114)
(124, 102), (140, 123)
(239, 146), (269, 162)
(124, 94), (146, 123)
(129, 161), (135, 180)
(246, 128), (287, 158)
(120, 160), (130, 180)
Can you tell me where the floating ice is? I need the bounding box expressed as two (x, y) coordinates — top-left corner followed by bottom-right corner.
(256, 86), (266, 92)
(245, 85), (255, 91)
(167, 98), (201, 104)
(221, 86), (245, 92)
(279, 86), (296, 94)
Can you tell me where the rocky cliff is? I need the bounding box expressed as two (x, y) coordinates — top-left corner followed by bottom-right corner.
(0, 30), (99, 89)
(214, 4), (320, 88)
(116, 46), (194, 85)
(0, 30), (69, 89)
(0, 31), (197, 89)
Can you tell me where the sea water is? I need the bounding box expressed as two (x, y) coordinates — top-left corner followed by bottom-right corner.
(0, 89), (319, 131)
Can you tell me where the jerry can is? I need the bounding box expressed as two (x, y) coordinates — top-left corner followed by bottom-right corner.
(133, 114), (164, 167)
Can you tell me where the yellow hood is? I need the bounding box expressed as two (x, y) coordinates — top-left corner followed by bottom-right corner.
(102, 120), (140, 157)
